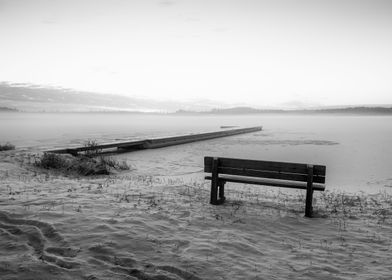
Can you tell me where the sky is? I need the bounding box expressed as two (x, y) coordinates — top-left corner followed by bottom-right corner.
(0, 0), (391, 108)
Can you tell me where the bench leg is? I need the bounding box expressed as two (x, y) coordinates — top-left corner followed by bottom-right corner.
(210, 158), (219, 205)
(305, 188), (313, 218)
(305, 164), (314, 218)
(218, 181), (226, 204)
(210, 180), (219, 205)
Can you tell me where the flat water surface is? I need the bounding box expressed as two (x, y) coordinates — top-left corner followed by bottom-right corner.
(1, 112), (391, 193)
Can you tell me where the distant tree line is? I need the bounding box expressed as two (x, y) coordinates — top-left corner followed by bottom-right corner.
(0, 106), (18, 112)
(175, 106), (392, 115)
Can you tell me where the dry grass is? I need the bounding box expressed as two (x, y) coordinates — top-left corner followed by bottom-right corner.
(34, 139), (130, 176)
(34, 152), (130, 176)
(102, 175), (392, 224)
(0, 142), (15, 151)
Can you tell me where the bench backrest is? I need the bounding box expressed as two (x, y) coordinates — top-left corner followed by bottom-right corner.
(204, 156), (326, 184)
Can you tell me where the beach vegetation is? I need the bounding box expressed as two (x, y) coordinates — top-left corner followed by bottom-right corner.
(83, 139), (102, 157)
(35, 152), (130, 176)
(0, 142), (15, 151)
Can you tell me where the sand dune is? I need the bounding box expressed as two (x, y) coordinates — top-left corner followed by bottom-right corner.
(0, 149), (391, 279)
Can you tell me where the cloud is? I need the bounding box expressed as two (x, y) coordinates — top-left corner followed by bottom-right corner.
(159, 0), (176, 7)
(41, 19), (56, 25)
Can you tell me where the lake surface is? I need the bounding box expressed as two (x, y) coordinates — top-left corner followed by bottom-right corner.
(1, 112), (391, 193)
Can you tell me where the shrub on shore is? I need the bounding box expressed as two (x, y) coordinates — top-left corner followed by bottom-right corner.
(0, 142), (15, 151)
(35, 152), (130, 176)
(83, 139), (102, 158)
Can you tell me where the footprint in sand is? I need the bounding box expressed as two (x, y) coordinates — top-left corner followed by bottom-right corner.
(0, 211), (81, 270)
(87, 242), (201, 280)
(177, 210), (191, 219)
(0, 211), (202, 279)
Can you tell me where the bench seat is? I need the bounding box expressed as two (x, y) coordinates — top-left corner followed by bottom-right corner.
(205, 175), (326, 191)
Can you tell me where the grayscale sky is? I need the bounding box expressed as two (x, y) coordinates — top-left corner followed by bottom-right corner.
(0, 0), (391, 107)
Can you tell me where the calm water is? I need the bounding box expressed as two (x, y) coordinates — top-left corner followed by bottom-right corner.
(1, 112), (391, 193)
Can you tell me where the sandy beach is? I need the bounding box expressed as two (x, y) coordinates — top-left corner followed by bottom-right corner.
(1, 147), (391, 280)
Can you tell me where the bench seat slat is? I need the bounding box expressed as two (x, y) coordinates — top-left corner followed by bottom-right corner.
(205, 156), (326, 176)
(214, 166), (325, 183)
(205, 175), (326, 191)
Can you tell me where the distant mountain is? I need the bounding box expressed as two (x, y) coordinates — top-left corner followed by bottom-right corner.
(175, 106), (392, 115)
(210, 107), (285, 114)
(1, 82), (391, 114)
(307, 107), (392, 114)
(0, 82), (224, 112)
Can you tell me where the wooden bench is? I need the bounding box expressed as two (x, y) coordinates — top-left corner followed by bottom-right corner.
(204, 156), (326, 217)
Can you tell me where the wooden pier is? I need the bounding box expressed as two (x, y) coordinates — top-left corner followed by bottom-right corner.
(47, 126), (262, 155)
